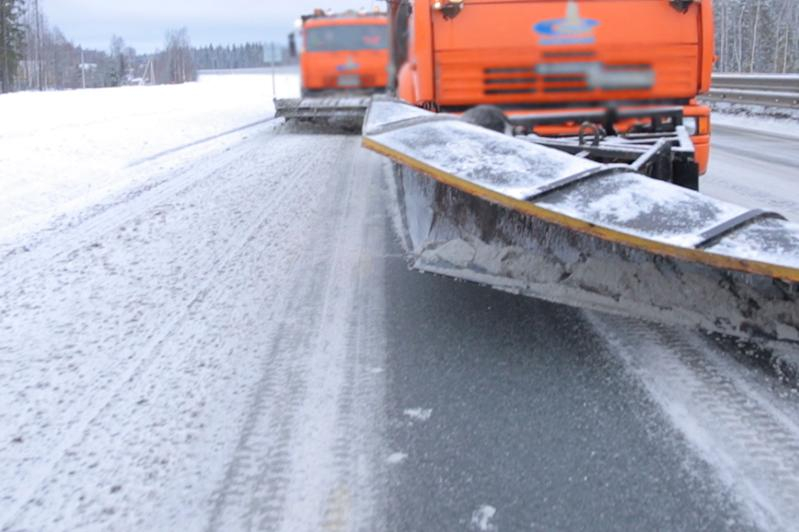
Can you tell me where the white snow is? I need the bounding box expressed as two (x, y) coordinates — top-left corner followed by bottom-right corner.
(707, 219), (799, 270)
(363, 99), (431, 134)
(470, 505), (498, 532)
(365, 107), (597, 199)
(0, 70), (299, 247)
(386, 452), (408, 464)
(403, 408), (433, 422)
(538, 173), (749, 248)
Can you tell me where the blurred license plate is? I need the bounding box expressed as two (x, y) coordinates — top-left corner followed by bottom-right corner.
(338, 75), (361, 88)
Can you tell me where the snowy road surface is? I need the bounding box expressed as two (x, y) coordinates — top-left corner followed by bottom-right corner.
(704, 124), (799, 221)
(2, 74), (799, 531)
(1, 130), (387, 530)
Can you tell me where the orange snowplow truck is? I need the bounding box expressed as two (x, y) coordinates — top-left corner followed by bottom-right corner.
(387, 0), (714, 182)
(300, 10), (390, 95)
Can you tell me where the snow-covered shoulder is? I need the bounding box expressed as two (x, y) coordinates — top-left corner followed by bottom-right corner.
(0, 70), (300, 247)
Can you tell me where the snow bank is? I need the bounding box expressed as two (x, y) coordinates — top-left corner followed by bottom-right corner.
(0, 70), (300, 245)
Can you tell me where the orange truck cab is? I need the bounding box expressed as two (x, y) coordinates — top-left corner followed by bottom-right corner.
(389, 0), (714, 178)
(300, 11), (390, 96)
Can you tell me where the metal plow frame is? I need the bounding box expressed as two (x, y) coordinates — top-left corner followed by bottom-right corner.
(363, 100), (799, 344)
(275, 96), (371, 126)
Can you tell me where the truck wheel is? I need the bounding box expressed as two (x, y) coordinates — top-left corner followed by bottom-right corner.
(461, 105), (510, 134)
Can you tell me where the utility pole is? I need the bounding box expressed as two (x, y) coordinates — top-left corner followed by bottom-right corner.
(34, 0), (43, 90)
(270, 42), (277, 97)
(80, 48), (86, 89)
(144, 57), (155, 85)
(1, 6), (7, 93)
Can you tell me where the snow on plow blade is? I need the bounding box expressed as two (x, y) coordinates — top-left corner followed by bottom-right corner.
(362, 100), (799, 343)
(274, 96), (370, 126)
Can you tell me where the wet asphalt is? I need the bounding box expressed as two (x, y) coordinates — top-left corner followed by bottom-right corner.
(379, 219), (756, 531)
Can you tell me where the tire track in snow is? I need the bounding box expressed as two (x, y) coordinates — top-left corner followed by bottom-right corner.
(587, 312), (799, 532)
(2, 158), (300, 528)
(205, 247), (335, 531)
(4, 135), (352, 531)
(275, 146), (385, 532)
(206, 143), (386, 532)
(126, 117), (280, 167)
(0, 135), (320, 456)
(323, 190), (390, 532)
(0, 128), (273, 269)
(0, 133), (343, 529)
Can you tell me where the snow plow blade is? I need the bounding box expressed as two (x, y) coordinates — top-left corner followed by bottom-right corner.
(362, 99), (799, 344)
(275, 96), (370, 127)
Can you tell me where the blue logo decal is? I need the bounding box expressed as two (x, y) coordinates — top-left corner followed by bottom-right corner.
(337, 57), (359, 72)
(534, 1), (599, 46)
(534, 18), (599, 37)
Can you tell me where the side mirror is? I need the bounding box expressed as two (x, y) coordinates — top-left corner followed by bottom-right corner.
(670, 0), (694, 14)
(432, 0), (464, 20)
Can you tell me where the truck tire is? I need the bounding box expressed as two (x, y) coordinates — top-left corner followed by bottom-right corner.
(461, 105), (510, 134)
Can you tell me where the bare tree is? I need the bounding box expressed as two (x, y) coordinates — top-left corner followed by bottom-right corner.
(715, 0), (799, 73)
(109, 34), (126, 85)
(154, 27), (196, 84)
(32, 0), (40, 87)
(0, 0), (26, 93)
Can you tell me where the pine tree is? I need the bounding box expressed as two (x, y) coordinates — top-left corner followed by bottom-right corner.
(0, 0), (26, 92)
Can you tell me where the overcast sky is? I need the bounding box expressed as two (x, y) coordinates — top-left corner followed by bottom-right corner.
(45, 0), (382, 53)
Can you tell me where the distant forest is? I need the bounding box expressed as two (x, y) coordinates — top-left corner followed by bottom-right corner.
(0, 0), (288, 93)
(0, 0), (197, 92)
(192, 43), (289, 70)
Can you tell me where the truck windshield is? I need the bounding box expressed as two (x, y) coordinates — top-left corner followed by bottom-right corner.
(305, 24), (388, 52)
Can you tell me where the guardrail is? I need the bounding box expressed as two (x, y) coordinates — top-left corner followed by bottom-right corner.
(705, 73), (799, 109)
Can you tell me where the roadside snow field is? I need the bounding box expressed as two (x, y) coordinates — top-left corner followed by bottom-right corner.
(710, 103), (799, 139)
(0, 70), (299, 247)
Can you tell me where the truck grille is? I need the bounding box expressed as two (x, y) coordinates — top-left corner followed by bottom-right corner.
(483, 67), (593, 95)
(435, 46), (694, 106)
(482, 62), (658, 97)
(484, 67), (537, 95)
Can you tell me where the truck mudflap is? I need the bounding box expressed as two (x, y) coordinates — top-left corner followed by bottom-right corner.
(362, 99), (799, 343)
(275, 96), (371, 126)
